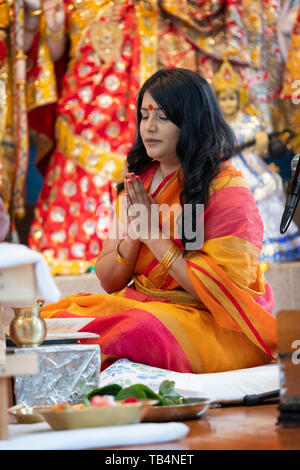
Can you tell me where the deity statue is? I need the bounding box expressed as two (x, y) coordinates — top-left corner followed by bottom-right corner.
(24, 0), (234, 275)
(278, 0), (300, 153)
(24, 0), (283, 274)
(25, 0), (161, 275)
(213, 59), (300, 263)
(0, 0), (30, 226)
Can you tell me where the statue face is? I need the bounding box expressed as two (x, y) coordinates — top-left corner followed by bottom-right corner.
(217, 89), (239, 118)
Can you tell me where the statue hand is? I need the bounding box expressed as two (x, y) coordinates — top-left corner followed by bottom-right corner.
(255, 131), (269, 157)
(268, 162), (280, 174)
(24, 0), (41, 11)
(42, 0), (65, 33)
(111, 3), (123, 22)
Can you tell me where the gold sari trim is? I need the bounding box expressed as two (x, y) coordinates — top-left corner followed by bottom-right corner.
(144, 308), (206, 373)
(133, 274), (199, 305)
(55, 116), (126, 182)
(152, 167), (182, 200)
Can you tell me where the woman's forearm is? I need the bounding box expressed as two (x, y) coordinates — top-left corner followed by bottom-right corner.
(95, 238), (141, 293)
(145, 238), (200, 301)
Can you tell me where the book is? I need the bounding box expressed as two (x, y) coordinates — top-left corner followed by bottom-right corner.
(44, 318), (99, 340)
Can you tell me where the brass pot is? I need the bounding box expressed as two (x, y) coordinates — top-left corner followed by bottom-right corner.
(9, 306), (47, 348)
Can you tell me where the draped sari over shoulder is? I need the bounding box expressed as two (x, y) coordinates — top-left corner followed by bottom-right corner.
(41, 162), (277, 373)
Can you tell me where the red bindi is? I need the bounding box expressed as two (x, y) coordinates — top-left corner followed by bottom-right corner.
(148, 104), (153, 111)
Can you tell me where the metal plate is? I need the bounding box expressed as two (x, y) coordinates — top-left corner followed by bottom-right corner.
(143, 398), (211, 422)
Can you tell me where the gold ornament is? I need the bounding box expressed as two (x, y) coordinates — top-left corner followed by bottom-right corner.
(160, 244), (181, 272)
(45, 23), (66, 41)
(212, 58), (247, 106)
(28, 8), (43, 16)
(13, 207), (26, 219)
(114, 240), (136, 265)
(89, 21), (122, 64)
(0, 1), (10, 28)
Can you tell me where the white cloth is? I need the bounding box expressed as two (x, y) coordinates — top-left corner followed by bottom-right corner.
(100, 359), (280, 404)
(174, 363), (279, 403)
(0, 197), (9, 242)
(0, 421), (189, 450)
(0, 243), (61, 303)
(277, 0), (299, 61)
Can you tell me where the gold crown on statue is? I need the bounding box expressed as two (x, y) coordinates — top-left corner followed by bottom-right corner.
(212, 58), (247, 106)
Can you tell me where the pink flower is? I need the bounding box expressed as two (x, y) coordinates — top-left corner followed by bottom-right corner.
(90, 395), (115, 407)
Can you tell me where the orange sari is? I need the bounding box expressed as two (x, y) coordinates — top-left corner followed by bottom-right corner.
(41, 162), (277, 373)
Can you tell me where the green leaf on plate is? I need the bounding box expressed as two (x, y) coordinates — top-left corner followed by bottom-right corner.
(159, 380), (181, 398)
(115, 384), (161, 402)
(87, 384), (122, 400)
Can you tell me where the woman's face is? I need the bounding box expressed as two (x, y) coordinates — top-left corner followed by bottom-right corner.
(140, 91), (180, 167)
(218, 89), (239, 118)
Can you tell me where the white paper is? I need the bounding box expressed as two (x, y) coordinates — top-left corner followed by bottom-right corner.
(46, 332), (99, 340)
(45, 318), (95, 333)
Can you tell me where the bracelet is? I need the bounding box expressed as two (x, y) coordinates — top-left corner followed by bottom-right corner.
(27, 8), (43, 16)
(15, 51), (27, 60)
(160, 244), (181, 272)
(25, 24), (40, 33)
(45, 24), (65, 40)
(16, 80), (26, 88)
(114, 240), (136, 265)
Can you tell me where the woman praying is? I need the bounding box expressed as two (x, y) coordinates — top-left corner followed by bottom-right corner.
(41, 69), (277, 373)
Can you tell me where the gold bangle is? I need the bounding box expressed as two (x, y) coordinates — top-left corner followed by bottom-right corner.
(28, 9), (43, 16)
(45, 24), (65, 40)
(114, 240), (136, 265)
(15, 51), (27, 60)
(160, 244), (181, 272)
(16, 80), (26, 88)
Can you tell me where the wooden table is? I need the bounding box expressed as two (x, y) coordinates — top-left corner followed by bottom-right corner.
(104, 404), (300, 450)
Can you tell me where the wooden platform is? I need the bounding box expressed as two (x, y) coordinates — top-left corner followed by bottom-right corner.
(263, 261), (300, 313)
(102, 404), (300, 451)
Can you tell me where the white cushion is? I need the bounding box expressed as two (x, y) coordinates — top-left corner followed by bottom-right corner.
(100, 359), (279, 404)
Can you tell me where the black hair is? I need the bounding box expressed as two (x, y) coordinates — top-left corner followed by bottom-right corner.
(117, 68), (237, 249)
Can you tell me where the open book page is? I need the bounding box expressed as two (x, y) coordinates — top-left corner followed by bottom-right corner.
(45, 318), (98, 339)
(5, 317), (99, 340)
